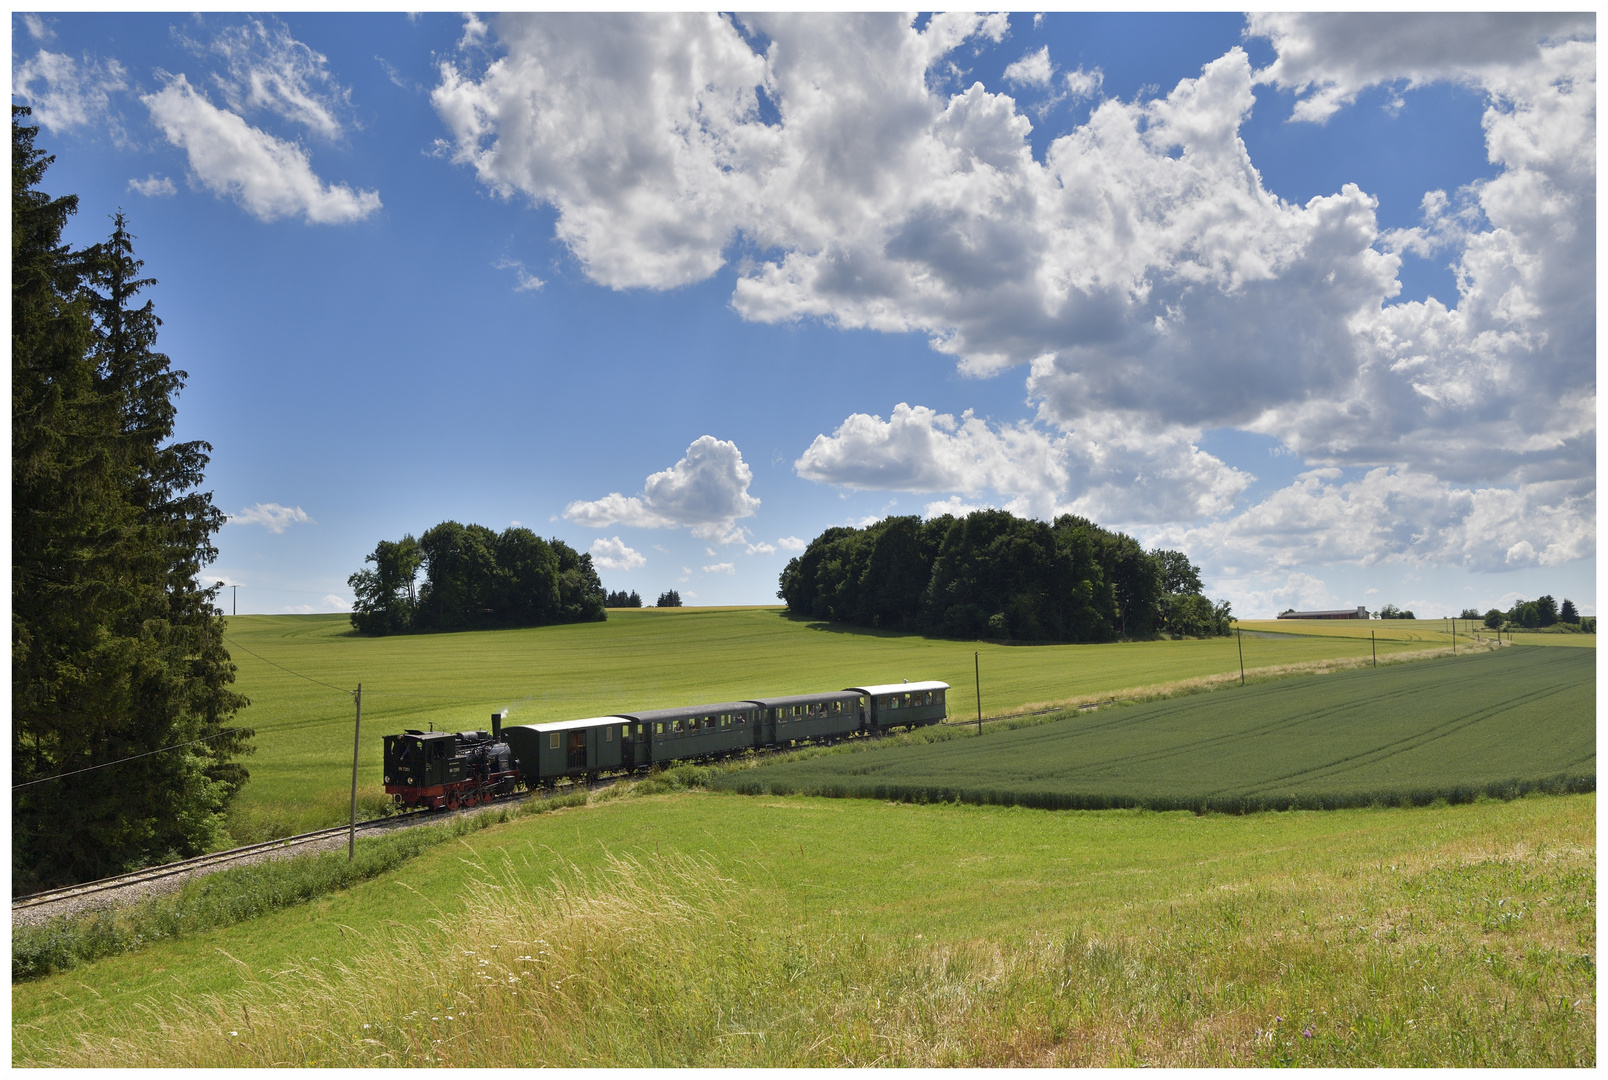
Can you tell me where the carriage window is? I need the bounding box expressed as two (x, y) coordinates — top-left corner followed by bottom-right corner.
(671, 719), (683, 733)
(606, 726), (612, 742)
(737, 711), (747, 725)
(888, 695), (899, 709)
(704, 716), (715, 730)
(936, 690), (944, 705)
(833, 701), (841, 715)
(655, 722), (664, 735)
(904, 694), (913, 707)
(549, 733), (559, 750)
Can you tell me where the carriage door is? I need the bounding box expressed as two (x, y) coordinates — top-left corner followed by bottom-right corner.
(566, 731), (587, 771)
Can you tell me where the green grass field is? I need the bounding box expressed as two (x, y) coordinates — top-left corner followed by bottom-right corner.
(717, 647), (1595, 812)
(14, 790), (1594, 1066)
(218, 609), (1459, 837)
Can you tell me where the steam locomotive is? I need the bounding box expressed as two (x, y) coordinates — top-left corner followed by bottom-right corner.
(382, 681), (950, 810)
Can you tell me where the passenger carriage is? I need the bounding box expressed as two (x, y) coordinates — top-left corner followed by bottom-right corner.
(615, 701), (758, 764)
(746, 690), (864, 745)
(501, 716), (632, 786)
(845, 681), (950, 730)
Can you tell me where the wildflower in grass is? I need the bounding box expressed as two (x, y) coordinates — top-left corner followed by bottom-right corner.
(1302, 1027), (1314, 1039)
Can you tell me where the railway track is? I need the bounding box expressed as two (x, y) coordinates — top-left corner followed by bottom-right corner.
(9, 777), (626, 925)
(12, 810), (434, 914)
(9, 724), (941, 924)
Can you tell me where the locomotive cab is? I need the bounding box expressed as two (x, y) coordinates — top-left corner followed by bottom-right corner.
(383, 725), (519, 810)
(384, 730), (457, 788)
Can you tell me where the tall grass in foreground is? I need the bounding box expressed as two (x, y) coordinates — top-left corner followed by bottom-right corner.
(39, 827), (1593, 1067)
(12, 793), (588, 982)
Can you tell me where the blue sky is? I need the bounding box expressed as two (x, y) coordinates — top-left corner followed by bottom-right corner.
(14, 12), (1596, 618)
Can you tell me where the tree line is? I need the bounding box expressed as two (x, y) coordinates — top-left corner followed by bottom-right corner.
(603, 589), (685, 608)
(777, 510), (1231, 642)
(1480, 595), (1591, 631)
(13, 109), (251, 890)
(348, 522), (607, 634)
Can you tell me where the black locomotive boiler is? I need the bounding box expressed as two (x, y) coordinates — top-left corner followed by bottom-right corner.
(382, 711), (520, 810)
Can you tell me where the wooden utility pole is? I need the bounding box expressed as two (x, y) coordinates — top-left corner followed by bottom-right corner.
(974, 651), (982, 734)
(1236, 627), (1245, 686)
(1371, 629), (1376, 668)
(231, 584), (239, 616)
(1451, 618), (1456, 655)
(349, 683), (362, 861)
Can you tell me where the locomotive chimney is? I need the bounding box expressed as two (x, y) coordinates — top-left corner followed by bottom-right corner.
(491, 710), (506, 739)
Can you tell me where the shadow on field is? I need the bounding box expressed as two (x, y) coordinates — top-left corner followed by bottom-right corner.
(775, 609), (1197, 648)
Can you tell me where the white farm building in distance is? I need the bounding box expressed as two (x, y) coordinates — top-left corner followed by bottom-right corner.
(1277, 607), (1370, 620)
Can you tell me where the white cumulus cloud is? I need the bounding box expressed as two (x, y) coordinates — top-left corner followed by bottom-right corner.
(230, 502), (314, 533)
(564, 435), (761, 542)
(13, 49), (127, 132)
(796, 402), (1252, 524)
(1151, 468), (1594, 577)
(589, 536), (646, 572)
(1003, 46), (1054, 88)
(436, 14), (1594, 583)
(143, 73), (381, 224)
(187, 17), (354, 140)
(128, 174), (176, 197)
(777, 536), (806, 552)
(702, 562), (735, 575)
(1249, 12), (1594, 123)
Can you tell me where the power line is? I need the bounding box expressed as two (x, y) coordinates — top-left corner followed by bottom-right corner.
(222, 635), (355, 696)
(12, 728), (248, 789)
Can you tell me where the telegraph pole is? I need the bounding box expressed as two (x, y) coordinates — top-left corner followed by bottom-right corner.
(1236, 627), (1244, 686)
(231, 584), (239, 616)
(349, 683), (362, 861)
(1371, 629), (1376, 668)
(974, 651), (982, 734)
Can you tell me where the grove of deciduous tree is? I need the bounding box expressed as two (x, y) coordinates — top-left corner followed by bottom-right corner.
(348, 523), (606, 634)
(777, 510), (1231, 642)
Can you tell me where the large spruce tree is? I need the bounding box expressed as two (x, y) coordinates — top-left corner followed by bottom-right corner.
(12, 108), (251, 891)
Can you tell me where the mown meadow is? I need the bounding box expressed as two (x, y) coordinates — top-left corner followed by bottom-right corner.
(14, 789), (1594, 1067)
(718, 646), (1595, 812)
(217, 608), (1458, 838)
